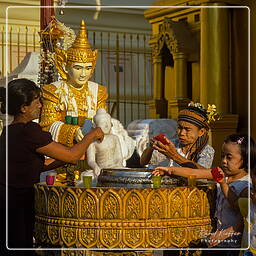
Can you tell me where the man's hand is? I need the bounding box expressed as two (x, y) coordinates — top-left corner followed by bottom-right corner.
(75, 128), (84, 142)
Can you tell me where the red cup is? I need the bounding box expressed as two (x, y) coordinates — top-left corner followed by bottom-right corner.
(211, 168), (224, 182)
(46, 175), (55, 185)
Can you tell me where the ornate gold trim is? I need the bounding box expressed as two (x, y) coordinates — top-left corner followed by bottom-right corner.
(34, 184), (215, 249)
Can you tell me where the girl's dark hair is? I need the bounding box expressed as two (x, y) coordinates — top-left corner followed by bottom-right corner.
(0, 78), (41, 115)
(224, 134), (256, 170)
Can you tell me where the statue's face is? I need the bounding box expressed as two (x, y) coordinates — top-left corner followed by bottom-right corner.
(66, 62), (93, 88)
(95, 117), (112, 134)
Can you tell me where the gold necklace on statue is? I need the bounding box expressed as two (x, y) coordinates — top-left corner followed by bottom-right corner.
(68, 82), (96, 113)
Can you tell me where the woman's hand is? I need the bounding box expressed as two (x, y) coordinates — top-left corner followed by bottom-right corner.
(152, 166), (172, 176)
(149, 138), (157, 148)
(89, 127), (104, 142)
(153, 136), (178, 159)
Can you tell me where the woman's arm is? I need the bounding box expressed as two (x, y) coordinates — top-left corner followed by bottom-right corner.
(36, 128), (103, 163)
(153, 138), (205, 169)
(153, 166), (213, 179)
(43, 158), (65, 171)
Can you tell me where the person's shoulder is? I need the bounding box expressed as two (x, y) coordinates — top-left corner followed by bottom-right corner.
(23, 121), (44, 137)
(202, 144), (215, 154)
(25, 121), (42, 130)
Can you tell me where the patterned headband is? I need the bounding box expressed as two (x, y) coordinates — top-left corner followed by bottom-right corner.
(178, 109), (210, 129)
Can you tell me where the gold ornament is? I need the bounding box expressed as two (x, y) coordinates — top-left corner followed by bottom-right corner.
(54, 20), (98, 80)
(34, 184), (216, 249)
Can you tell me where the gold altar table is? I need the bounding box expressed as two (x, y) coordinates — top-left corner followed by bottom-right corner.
(34, 183), (215, 250)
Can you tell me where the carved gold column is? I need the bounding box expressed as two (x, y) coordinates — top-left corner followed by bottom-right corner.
(148, 54), (168, 118)
(200, 3), (238, 166)
(168, 52), (190, 119)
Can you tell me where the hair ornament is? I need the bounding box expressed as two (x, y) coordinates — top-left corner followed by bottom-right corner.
(187, 101), (220, 125)
(237, 137), (244, 145)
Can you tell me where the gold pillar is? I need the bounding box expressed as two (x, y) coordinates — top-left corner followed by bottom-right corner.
(174, 52), (187, 99)
(200, 3), (238, 166)
(200, 4), (229, 112)
(153, 55), (163, 99)
(149, 55), (168, 118)
(168, 52), (190, 119)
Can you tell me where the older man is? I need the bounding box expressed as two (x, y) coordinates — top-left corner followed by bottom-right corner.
(140, 104), (215, 169)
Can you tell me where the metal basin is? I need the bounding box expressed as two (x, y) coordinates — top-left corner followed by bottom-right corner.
(97, 168), (186, 188)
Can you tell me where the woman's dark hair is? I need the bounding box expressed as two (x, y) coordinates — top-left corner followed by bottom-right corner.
(0, 78), (41, 115)
(224, 134), (256, 170)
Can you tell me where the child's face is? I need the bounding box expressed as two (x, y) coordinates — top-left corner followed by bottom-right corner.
(221, 142), (244, 176)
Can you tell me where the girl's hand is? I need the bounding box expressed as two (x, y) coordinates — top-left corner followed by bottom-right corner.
(152, 166), (172, 176)
(208, 230), (226, 247)
(211, 167), (225, 183)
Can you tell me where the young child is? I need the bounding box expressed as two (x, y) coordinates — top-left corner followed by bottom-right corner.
(153, 134), (256, 255)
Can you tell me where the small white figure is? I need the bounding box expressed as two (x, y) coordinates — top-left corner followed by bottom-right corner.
(86, 108), (124, 178)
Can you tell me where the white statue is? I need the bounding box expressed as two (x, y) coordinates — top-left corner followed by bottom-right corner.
(86, 108), (124, 177)
(110, 118), (136, 166)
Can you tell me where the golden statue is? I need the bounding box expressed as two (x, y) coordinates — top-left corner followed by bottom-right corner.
(40, 20), (108, 147)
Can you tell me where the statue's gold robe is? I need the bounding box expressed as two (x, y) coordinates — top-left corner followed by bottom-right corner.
(40, 80), (108, 147)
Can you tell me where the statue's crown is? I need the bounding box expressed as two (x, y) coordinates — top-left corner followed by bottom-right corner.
(66, 20), (97, 63)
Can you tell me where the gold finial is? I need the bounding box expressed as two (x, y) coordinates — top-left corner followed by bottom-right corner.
(72, 20), (90, 49)
(66, 19), (97, 64)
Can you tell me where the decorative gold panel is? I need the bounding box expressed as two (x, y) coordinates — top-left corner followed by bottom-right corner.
(34, 184), (215, 249)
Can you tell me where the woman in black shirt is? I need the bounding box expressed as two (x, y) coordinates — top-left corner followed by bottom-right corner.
(0, 78), (104, 255)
